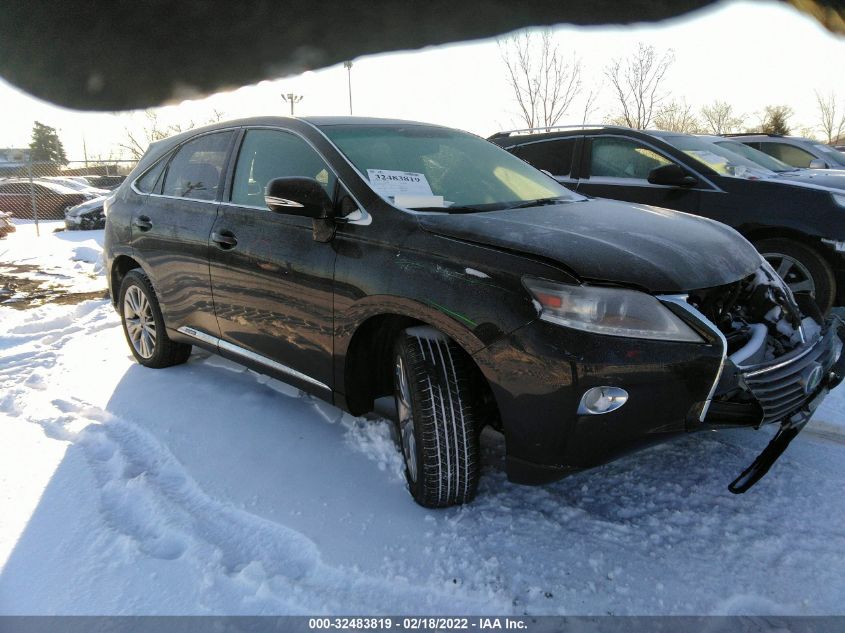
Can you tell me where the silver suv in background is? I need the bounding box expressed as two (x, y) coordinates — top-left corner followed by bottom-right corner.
(726, 134), (845, 170)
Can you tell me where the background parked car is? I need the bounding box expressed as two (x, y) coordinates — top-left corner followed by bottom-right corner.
(0, 178), (97, 220)
(64, 194), (109, 230)
(491, 126), (845, 312)
(43, 176), (110, 196)
(86, 174), (126, 190)
(702, 136), (845, 192)
(725, 134), (845, 170)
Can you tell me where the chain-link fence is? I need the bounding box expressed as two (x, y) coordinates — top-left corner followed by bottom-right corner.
(0, 159), (137, 233)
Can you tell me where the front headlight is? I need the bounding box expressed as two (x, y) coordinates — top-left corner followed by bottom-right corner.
(523, 278), (703, 342)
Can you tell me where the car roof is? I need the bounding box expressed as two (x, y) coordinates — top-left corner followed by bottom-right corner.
(161, 115), (446, 137)
(724, 134), (815, 143)
(489, 125), (690, 145)
(302, 116), (445, 128)
(0, 178), (77, 193)
(137, 115), (455, 168)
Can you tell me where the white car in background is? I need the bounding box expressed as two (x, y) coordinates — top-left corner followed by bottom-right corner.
(43, 176), (109, 196)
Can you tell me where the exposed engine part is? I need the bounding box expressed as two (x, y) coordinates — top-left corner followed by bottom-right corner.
(687, 261), (817, 365)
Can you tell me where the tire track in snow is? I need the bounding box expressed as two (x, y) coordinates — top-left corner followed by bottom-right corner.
(1, 303), (505, 613)
(26, 397), (505, 613)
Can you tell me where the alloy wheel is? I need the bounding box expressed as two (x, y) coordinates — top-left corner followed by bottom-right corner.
(123, 286), (157, 359)
(394, 355), (418, 482)
(763, 252), (816, 297)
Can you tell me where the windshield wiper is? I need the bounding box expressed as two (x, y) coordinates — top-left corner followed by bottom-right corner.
(509, 196), (571, 210)
(409, 204), (491, 213)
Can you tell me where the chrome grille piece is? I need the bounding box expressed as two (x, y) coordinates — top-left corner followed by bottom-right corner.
(741, 328), (841, 424)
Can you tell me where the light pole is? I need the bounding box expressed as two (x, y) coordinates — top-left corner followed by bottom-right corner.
(281, 93), (304, 116)
(343, 61), (353, 115)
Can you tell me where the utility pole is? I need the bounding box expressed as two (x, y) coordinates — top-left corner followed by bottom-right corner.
(343, 61), (353, 115)
(281, 93), (304, 116)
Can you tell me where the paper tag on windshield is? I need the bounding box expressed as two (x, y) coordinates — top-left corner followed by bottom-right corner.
(367, 170), (433, 198)
(394, 194), (444, 209)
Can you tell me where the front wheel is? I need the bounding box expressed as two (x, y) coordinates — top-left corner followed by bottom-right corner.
(119, 270), (192, 368)
(755, 238), (836, 314)
(393, 327), (480, 508)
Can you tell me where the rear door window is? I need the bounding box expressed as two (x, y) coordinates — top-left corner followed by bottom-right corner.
(589, 137), (672, 179)
(513, 139), (576, 177)
(135, 157), (168, 194)
(161, 131), (234, 200)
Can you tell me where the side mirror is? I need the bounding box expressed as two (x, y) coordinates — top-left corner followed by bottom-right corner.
(648, 164), (698, 187)
(265, 177), (332, 218)
(809, 159), (829, 170)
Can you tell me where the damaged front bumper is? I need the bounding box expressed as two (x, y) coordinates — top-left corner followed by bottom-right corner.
(708, 319), (844, 428)
(706, 318), (845, 492)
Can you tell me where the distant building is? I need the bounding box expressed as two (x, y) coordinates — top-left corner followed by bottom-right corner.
(0, 148), (31, 175)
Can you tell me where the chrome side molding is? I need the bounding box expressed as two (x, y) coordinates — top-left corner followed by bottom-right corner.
(176, 326), (330, 391)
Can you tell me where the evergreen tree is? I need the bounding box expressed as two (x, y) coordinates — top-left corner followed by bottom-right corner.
(761, 106), (792, 136)
(29, 121), (68, 164)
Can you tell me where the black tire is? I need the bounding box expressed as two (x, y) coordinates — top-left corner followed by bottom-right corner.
(754, 238), (836, 314)
(393, 327), (480, 508)
(118, 269), (192, 368)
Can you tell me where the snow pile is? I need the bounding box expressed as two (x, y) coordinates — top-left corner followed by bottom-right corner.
(0, 220), (105, 297)
(1, 220), (845, 616)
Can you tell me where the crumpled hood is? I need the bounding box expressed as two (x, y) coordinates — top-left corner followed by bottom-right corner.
(418, 198), (762, 293)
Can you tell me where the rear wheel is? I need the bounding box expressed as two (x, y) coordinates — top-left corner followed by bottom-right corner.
(393, 327), (480, 508)
(755, 238), (836, 314)
(119, 270), (192, 368)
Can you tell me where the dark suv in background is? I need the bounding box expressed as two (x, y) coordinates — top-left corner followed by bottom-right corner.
(725, 134), (845, 170)
(491, 126), (845, 312)
(104, 116), (844, 507)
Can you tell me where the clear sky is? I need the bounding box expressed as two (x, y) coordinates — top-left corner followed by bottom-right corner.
(1, 0), (843, 162)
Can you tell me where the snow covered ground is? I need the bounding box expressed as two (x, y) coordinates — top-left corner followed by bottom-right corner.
(1, 222), (844, 615)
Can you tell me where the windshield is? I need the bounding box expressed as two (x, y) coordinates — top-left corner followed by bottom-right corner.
(320, 124), (583, 211)
(662, 135), (776, 179)
(811, 143), (845, 167)
(714, 140), (795, 172)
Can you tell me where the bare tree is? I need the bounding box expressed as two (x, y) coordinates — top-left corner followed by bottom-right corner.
(700, 100), (745, 134)
(815, 91), (845, 144)
(118, 109), (227, 160)
(797, 126), (820, 141)
(653, 99), (701, 133)
(580, 86), (600, 126)
(604, 43), (674, 129)
(500, 31), (583, 130)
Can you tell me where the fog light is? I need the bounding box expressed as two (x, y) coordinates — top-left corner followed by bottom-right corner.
(577, 386), (629, 415)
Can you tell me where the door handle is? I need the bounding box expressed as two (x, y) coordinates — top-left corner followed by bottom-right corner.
(211, 230), (238, 249)
(133, 215), (152, 231)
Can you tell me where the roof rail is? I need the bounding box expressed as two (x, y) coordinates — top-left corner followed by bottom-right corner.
(491, 123), (634, 137)
(722, 132), (782, 137)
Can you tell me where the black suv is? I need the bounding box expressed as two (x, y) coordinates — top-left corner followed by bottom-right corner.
(104, 117), (844, 507)
(724, 134), (845, 170)
(490, 126), (845, 313)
